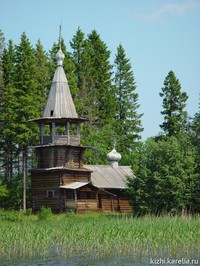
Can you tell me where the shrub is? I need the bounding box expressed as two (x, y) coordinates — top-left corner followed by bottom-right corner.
(37, 207), (52, 220)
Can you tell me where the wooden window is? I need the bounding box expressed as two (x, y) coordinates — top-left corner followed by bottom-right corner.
(47, 190), (54, 198)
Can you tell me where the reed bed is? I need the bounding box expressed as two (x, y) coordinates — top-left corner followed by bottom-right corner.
(0, 210), (199, 264)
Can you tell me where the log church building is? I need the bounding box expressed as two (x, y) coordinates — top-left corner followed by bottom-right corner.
(30, 35), (134, 213)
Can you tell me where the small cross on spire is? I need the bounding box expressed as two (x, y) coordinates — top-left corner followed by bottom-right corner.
(59, 25), (62, 50)
(113, 134), (116, 149)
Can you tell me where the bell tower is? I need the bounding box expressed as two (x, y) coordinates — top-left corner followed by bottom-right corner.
(30, 28), (91, 212)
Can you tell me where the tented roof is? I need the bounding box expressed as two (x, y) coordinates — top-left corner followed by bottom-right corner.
(42, 49), (78, 119)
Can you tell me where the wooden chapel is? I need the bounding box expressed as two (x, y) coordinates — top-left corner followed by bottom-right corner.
(30, 31), (133, 213)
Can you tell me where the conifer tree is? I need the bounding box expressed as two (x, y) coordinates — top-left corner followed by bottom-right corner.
(86, 30), (114, 127)
(35, 39), (50, 115)
(0, 30), (5, 90)
(71, 29), (115, 163)
(70, 27), (91, 116)
(113, 44), (143, 155)
(0, 39), (16, 179)
(14, 32), (39, 211)
(159, 71), (188, 136)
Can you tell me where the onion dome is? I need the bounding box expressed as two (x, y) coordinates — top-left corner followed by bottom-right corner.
(56, 48), (65, 66)
(107, 149), (121, 161)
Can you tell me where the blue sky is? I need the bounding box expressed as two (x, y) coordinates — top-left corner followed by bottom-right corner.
(1, 0), (200, 140)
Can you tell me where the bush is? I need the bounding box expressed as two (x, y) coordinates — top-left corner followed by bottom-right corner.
(0, 209), (24, 222)
(37, 207), (52, 220)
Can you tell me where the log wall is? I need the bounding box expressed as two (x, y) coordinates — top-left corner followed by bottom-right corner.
(31, 172), (61, 212)
(77, 200), (98, 212)
(36, 146), (84, 169)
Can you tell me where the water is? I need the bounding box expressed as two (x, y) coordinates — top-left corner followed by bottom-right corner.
(1, 255), (147, 266)
(2, 255), (200, 266)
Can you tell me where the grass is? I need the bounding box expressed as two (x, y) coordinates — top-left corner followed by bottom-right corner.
(0, 209), (199, 264)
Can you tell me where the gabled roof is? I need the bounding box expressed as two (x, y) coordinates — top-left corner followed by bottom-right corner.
(42, 49), (78, 119)
(85, 165), (135, 189)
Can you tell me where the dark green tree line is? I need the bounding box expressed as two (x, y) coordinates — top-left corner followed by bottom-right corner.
(127, 71), (199, 214)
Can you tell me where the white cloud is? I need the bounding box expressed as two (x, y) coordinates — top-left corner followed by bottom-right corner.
(135, 0), (200, 22)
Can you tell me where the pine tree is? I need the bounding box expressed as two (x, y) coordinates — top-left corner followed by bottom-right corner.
(159, 71), (188, 136)
(113, 44), (143, 155)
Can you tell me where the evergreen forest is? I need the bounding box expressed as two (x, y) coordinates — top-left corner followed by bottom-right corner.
(0, 28), (199, 214)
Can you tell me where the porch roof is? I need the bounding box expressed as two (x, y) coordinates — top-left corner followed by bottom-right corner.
(60, 181), (89, 190)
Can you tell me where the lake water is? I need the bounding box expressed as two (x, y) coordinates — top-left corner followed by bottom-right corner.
(0, 254), (153, 266)
(3, 255), (200, 266)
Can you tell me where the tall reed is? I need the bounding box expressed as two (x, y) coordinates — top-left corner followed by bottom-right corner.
(0, 210), (199, 264)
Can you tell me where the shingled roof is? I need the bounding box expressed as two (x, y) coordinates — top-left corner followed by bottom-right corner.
(42, 49), (78, 119)
(85, 165), (134, 189)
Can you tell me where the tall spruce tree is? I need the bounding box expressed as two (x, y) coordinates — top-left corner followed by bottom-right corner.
(35, 39), (50, 115)
(188, 106), (200, 212)
(160, 71), (188, 136)
(86, 30), (114, 127)
(113, 44), (143, 155)
(0, 30), (5, 90)
(70, 27), (91, 116)
(71, 29), (115, 163)
(14, 32), (40, 211)
(1, 39), (16, 179)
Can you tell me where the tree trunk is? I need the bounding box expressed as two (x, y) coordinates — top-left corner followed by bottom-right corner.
(22, 150), (27, 212)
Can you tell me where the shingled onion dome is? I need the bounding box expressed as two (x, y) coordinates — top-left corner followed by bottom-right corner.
(107, 148), (121, 169)
(56, 48), (65, 66)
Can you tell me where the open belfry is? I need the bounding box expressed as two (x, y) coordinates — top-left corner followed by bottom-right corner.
(31, 29), (133, 213)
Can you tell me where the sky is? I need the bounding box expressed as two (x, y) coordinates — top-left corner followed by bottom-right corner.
(0, 0), (200, 140)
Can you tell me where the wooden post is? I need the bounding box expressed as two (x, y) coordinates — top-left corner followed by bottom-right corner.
(23, 150), (27, 212)
(66, 122), (70, 144)
(76, 123), (80, 144)
(74, 189), (77, 213)
(40, 124), (45, 144)
(51, 122), (56, 142)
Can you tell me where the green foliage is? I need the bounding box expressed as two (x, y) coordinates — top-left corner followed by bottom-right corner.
(82, 123), (115, 164)
(37, 207), (52, 220)
(0, 209), (24, 222)
(0, 40), (17, 179)
(0, 179), (9, 197)
(35, 39), (50, 114)
(113, 44), (143, 154)
(0, 29), (199, 216)
(127, 134), (198, 215)
(159, 71), (188, 136)
(70, 27), (89, 115)
(0, 30), (5, 89)
(71, 27), (114, 126)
